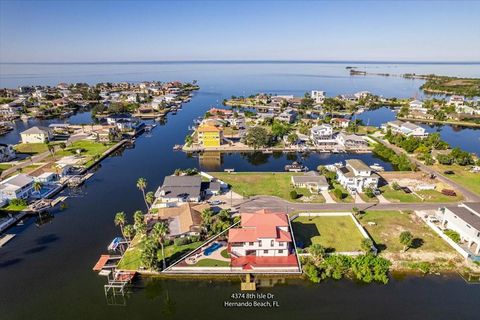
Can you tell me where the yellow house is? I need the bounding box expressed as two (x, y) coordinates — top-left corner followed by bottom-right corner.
(197, 124), (223, 147)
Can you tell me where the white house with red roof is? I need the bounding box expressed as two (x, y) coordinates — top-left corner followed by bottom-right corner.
(227, 210), (299, 272)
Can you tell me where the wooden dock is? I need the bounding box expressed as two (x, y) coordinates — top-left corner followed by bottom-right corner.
(0, 234), (15, 247)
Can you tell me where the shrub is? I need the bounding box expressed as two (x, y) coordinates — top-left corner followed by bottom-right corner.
(444, 229), (461, 243)
(364, 187), (375, 198)
(391, 181), (401, 191)
(9, 199), (27, 206)
(333, 188), (344, 200)
(189, 235), (200, 243)
(174, 237), (190, 246)
(290, 190), (299, 199)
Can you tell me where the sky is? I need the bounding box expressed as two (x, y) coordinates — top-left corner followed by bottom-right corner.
(0, 0), (479, 63)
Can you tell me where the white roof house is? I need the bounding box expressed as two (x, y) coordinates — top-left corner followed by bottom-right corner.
(382, 120), (428, 138)
(336, 159), (379, 193)
(311, 90), (326, 103)
(20, 126), (52, 144)
(0, 173), (34, 201)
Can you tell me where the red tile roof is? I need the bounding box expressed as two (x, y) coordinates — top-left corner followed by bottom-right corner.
(228, 210), (292, 242)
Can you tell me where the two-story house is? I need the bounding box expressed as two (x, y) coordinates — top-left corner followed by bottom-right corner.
(336, 159), (379, 193)
(20, 126), (52, 144)
(228, 210), (292, 258)
(441, 202), (480, 256)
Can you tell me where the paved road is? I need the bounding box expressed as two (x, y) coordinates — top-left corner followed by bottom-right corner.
(377, 138), (480, 202)
(236, 195), (452, 213)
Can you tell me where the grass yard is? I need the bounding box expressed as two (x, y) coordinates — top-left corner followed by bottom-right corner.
(292, 215), (364, 252)
(329, 183), (354, 203)
(416, 190), (463, 202)
(14, 143), (48, 154)
(380, 186), (421, 202)
(433, 164), (480, 196)
(220, 249), (230, 259)
(360, 211), (453, 254)
(1, 203), (27, 212)
(210, 172), (302, 200)
(55, 140), (113, 158)
(0, 163), (14, 173)
(380, 186), (463, 203)
(116, 238), (203, 270)
(191, 258), (230, 267)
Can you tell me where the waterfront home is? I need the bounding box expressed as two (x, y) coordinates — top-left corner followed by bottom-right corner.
(336, 159), (379, 193)
(0, 173), (34, 204)
(146, 203), (210, 237)
(335, 132), (368, 149)
(340, 94), (357, 102)
(354, 91), (371, 100)
(208, 108), (233, 117)
(330, 117), (350, 128)
(409, 111), (434, 120)
(448, 95), (465, 107)
(20, 126), (52, 144)
(105, 113), (131, 125)
(310, 124), (336, 147)
(33, 172), (58, 184)
(455, 105), (480, 115)
(197, 124), (223, 147)
(277, 108), (297, 123)
(311, 90), (326, 104)
(381, 120), (428, 138)
(154, 175), (203, 206)
(441, 203), (480, 255)
(0, 144), (16, 162)
(227, 210), (298, 271)
(291, 171), (329, 192)
(409, 100), (427, 113)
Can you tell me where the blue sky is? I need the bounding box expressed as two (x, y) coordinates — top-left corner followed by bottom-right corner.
(0, 0), (479, 62)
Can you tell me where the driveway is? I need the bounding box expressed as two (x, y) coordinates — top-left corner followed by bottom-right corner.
(321, 190), (335, 204)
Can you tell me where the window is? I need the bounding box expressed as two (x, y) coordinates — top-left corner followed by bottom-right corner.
(466, 224), (471, 229)
(270, 240), (274, 247)
(278, 250), (284, 254)
(258, 240), (262, 247)
(263, 250), (268, 254)
(249, 242), (254, 246)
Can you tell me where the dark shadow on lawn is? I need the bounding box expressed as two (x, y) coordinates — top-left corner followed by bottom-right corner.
(411, 238), (424, 249)
(291, 222), (320, 248)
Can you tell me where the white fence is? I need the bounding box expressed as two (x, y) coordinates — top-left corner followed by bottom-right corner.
(425, 220), (470, 259)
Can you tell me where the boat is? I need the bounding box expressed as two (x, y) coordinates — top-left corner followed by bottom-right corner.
(173, 144), (183, 150)
(370, 163), (385, 171)
(284, 161), (308, 172)
(263, 149), (273, 154)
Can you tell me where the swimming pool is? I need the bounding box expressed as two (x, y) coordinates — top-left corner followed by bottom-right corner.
(204, 242), (222, 256)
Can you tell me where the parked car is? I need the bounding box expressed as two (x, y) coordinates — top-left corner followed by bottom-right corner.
(441, 189), (456, 196)
(443, 170), (455, 175)
(208, 200), (223, 205)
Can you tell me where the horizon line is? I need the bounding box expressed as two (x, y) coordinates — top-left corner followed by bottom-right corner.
(1, 59), (480, 65)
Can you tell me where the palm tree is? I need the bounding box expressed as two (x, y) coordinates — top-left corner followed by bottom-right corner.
(136, 177), (149, 210)
(146, 191), (155, 209)
(152, 221), (169, 270)
(32, 181), (43, 194)
(46, 142), (55, 159)
(123, 224), (135, 243)
(114, 211), (126, 237)
(308, 244), (326, 265)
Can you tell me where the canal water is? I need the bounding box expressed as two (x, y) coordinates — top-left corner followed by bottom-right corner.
(0, 62), (479, 319)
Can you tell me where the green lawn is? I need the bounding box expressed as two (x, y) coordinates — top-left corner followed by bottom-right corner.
(433, 164), (480, 196)
(292, 216), (364, 252)
(54, 140), (114, 167)
(381, 186), (463, 203)
(14, 143), (48, 154)
(191, 258), (230, 267)
(380, 186), (420, 202)
(329, 183), (354, 203)
(360, 211), (454, 254)
(210, 172), (302, 200)
(1, 203), (27, 212)
(0, 163), (14, 173)
(116, 239), (203, 270)
(416, 190), (463, 202)
(220, 249), (230, 259)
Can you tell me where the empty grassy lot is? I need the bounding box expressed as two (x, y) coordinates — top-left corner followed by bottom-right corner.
(380, 186), (463, 203)
(360, 211), (453, 254)
(292, 215), (364, 252)
(210, 172), (324, 202)
(14, 143), (48, 154)
(433, 164), (480, 196)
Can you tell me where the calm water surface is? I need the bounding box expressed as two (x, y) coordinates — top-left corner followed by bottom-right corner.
(0, 62), (479, 320)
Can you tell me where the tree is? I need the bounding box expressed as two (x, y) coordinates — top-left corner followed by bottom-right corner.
(399, 231), (413, 252)
(146, 191), (155, 208)
(287, 133), (298, 145)
(32, 181), (43, 194)
(290, 190), (298, 200)
(352, 207), (359, 216)
(136, 177), (149, 210)
(46, 142), (55, 159)
(391, 181), (401, 191)
(123, 224), (135, 242)
(114, 211), (126, 237)
(333, 188), (344, 200)
(200, 208), (214, 234)
(361, 238), (374, 253)
(133, 210), (146, 236)
(242, 126), (271, 149)
(141, 237), (159, 270)
(308, 243), (326, 265)
(364, 187), (374, 198)
(152, 222), (169, 270)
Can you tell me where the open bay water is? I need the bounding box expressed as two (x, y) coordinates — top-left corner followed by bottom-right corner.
(0, 62), (479, 319)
